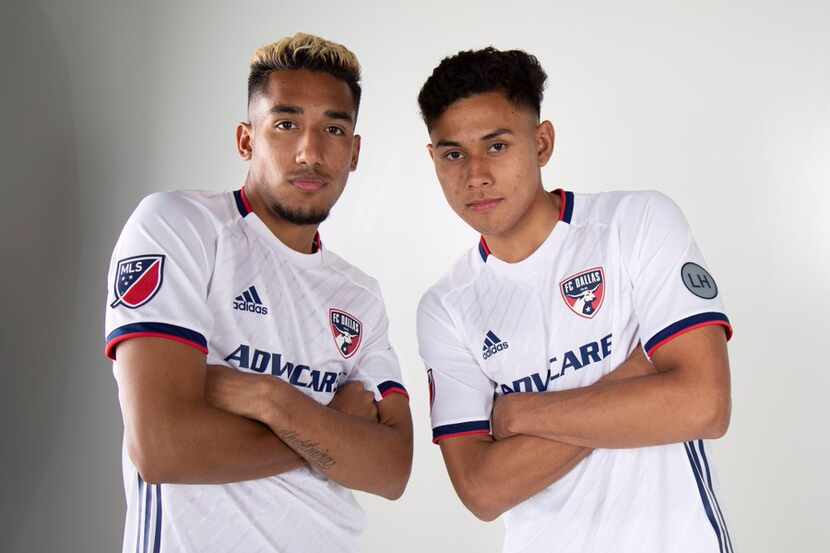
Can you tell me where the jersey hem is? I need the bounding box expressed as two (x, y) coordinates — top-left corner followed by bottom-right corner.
(433, 429), (490, 444)
(645, 312), (732, 357)
(105, 322), (208, 360)
(432, 420), (491, 443)
(378, 380), (409, 400)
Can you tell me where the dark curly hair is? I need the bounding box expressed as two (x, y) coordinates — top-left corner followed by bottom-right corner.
(418, 47), (547, 131)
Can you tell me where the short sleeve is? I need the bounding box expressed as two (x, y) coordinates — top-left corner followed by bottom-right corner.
(349, 288), (408, 402)
(104, 192), (215, 360)
(625, 192), (733, 358)
(417, 290), (495, 443)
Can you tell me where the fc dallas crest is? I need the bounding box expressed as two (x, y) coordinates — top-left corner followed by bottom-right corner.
(329, 308), (363, 359)
(111, 254), (165, 309)
(560, 267), (605, 318)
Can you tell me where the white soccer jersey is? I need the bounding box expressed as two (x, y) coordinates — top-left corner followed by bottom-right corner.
(418, 189), (734, 553)
(105, 188), (407, 553)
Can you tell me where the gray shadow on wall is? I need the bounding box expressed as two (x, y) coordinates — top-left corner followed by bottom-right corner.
(0, 1), (86, 550)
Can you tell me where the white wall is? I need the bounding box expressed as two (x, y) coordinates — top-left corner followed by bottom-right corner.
(3, 0), (828, 551)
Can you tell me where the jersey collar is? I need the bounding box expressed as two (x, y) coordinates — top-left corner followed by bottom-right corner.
(235, 188), (324, 264)
(233, 187), (253, 217)
(478, 188), (574, 263)
(556, 188), (575, 225)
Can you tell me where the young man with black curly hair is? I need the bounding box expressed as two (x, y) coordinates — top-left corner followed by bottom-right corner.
(417, 47), (735, 553)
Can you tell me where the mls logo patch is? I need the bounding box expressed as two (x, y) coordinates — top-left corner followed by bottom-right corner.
(329, 308), (363, 359)
(111, 254), (165, 309)
(560, 267), (605, 318)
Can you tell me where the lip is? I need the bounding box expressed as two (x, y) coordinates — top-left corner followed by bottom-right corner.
(290, 177), (326, 192)
(466, 198), (504, 212)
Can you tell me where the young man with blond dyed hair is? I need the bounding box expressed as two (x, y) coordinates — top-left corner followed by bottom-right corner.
(105, 33), (412, 553)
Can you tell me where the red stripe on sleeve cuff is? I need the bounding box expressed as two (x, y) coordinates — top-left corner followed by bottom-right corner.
(105, 322), (208, 360)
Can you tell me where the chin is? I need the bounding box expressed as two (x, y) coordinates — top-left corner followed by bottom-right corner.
(461, 215), (500, 237)
(458, 200), (517, 237)
(272, 199), (332, 226)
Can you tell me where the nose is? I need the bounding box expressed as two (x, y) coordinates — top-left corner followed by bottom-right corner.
(295, 129), (324, 167)
(466, 155), (493, 189)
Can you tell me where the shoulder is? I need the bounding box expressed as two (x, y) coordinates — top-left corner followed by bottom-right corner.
(128, 189), (236, 234)
(569, 189), (677, 223)
(618, 189), (684, 219)
(569, 189), (687, 235)
(114, 190), (239, 267)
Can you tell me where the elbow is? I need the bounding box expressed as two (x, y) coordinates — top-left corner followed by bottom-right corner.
(376, 455), (412, 501)
(126, 427), (178, 484)
(137, 467), (168, 486)
(127, 441), (164, 484)
(472, 507), (501, 523)
(378, 479), (408, 501)
(457, 481), (504, 522)
(372, 462), (410, 501)
(464, 493), (502, 522)
(697, 393), (731, 440)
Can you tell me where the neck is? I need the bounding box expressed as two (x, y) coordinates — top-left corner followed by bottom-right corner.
(242, 180), (320, 254)
(483, 187), (561, 263)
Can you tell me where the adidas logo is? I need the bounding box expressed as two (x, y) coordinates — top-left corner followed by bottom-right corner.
(482, 331), (509, 360)
(233, 285), (269, 315)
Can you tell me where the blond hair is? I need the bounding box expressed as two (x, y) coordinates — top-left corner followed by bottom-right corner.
(248, 33), (362, 110)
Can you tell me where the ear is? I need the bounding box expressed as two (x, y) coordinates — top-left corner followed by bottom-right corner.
(536, 120), (555, 167)
(236, 122), (253, 160)
(350, 134), (361, 171)
(427, 143), (435, 162)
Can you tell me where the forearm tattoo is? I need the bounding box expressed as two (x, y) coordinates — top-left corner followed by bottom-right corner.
(279, 430), (336, 471)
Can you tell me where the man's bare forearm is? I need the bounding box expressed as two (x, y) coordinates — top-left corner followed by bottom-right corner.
(439, 342), (660, 521)
(445, 346), (653, 519)
(123, 398), (306, 484)
(256, 380), (411, 499)
(441, 434), (590, 521)
(501, 372), (720, 448)
(113, 342), (306, 485)
(496, 329), (730, 448)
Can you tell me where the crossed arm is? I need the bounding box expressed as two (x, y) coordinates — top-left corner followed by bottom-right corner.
(491, 326), (731, 447)
(204, 364), (413, 499)
(114, 337), (412, 499)
(439, 326), (730, 521)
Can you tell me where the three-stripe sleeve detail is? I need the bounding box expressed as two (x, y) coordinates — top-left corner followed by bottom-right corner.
(136, 475), (163, 553)
(685, 441), (733, 552)
(697, 440), (734, 552)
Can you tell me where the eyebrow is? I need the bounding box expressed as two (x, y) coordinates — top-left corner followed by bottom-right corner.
(435, 128), (514, 148)
(325, 110), (354, 123)
(482, 128), (513, 141)
(270, 104), (302, 115)
(269, 104), (354, 123)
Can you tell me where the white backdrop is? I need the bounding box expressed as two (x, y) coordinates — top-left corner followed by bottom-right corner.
(3, 1), (828, 551)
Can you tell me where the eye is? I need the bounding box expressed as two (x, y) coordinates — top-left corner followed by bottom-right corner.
(443, 150), (465, 161)
(326, 126), (346, 136)
(489, 142), (508, 153)
(275, 120), (298, 130)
